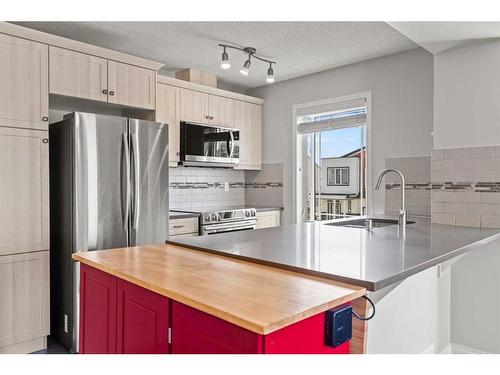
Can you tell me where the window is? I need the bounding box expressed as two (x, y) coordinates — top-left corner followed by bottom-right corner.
(327, 167), (350, 186)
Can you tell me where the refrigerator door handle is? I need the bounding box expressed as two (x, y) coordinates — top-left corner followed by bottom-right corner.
(131, 132), (141, 230)
(121, 132), (131, 231)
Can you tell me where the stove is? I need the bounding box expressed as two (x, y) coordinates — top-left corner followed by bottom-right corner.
(172, 207), (257, 236)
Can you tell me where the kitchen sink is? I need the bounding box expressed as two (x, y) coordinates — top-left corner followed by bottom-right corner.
(324, 218), (416, 229)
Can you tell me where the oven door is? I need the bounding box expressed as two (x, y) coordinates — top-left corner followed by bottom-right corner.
(180, 122), (238, 167)
(201, 220), (257, 235)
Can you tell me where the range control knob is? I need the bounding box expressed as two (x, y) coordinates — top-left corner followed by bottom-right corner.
(211, 213), (218, 222)
(251, 210), (256, 217)
(204, 215), (211, 222)
(245, 210), (250, 217)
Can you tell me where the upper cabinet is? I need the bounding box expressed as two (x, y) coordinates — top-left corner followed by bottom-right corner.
(49, 47), (156, 110)
(0, 34), (48, 130)
(156, 83), (180, 166)
(49, 46), (108, 102)
(108, 61), (156, 109)
(234, 101), (262, 170)
(179, 88), (233, 127)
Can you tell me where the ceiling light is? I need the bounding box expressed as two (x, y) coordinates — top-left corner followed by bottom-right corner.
(219, 44), (277, 83)
(220, 47), (230, 70)
(266, 63), (275, 83)
(240, 55), (251, 76)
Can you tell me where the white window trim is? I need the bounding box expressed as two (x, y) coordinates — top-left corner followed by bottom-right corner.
(292, 91), (372, 223)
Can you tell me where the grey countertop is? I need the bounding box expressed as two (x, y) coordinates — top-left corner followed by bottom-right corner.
(169, 211), (200, 219)
(167, 216), (500, 291)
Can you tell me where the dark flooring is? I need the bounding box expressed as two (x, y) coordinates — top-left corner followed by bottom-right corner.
(31, 337), (70, 354)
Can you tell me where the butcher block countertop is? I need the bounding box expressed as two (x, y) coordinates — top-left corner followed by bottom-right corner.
(72, 244), (365, 335)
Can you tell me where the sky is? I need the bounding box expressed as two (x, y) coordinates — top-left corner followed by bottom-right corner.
(319, 126), (364, 158)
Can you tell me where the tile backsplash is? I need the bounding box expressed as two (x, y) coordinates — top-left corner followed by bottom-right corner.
(385, 156), (431, 217)
(169, 163), (283, 211)
(431, 146), (500, 228)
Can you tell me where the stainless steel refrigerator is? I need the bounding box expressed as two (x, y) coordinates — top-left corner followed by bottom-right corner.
(49, 112), (169, 353)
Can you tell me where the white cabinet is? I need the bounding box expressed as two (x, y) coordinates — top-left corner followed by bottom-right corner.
(256, 210), (281, 230)
(179, 88), (233, 127)
(156, 83), (180, 166)
(234, 101), (262, 170)
(0, 250), (50, 352)
(49, 46), (156, 109)
(49, 46), (108, 102)
(0, 34), (48, 130)
(108, 60), (156, 109)
(0, 127), (49, 256)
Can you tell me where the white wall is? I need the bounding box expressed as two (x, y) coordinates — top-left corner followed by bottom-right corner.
(434, 40), (500, 150)
(247, 48), (434, 224)
(434, 40), (500, 353)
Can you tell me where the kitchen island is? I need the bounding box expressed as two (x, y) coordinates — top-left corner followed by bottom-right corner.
(72, 244), (367, 354)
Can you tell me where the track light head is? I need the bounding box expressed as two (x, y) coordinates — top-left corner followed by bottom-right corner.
(220, 47), (230, 70)
(266, 63), (275, 83)
(240, 55), (251, 76)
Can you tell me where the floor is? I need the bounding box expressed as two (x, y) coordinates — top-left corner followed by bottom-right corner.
(32, 337), (70, 354)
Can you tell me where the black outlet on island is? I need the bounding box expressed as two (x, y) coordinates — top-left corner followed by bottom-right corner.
(324, 305), (353, 348)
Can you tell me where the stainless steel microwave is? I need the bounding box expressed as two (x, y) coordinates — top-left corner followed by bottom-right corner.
(179, 122), (240, 167)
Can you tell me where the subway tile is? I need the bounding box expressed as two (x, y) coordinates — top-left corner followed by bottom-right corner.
(480, 192), (500, 204)
(468, 203), (495, 216)
(495, 147), (500, 159)
(481, 216), (500, 229)
(455, 214), (481, 227)
(455, 192), (480, 203)
(431, 202), (444, 213)
(444, 148), (468, 160)
(494, 205), (500, 216)
(468, 170), (494, 182)
(432, 160), (455, 171)
(443, 170), (469, 182)
(455, 159), (481, 170)
(481, 159), (500, 170)
(444, 202), (468, 214)
(432, 149), (444, 161)
(432, 213), (455, 225)
(432, 191), (455, 203)
(468, 146), (495, 159)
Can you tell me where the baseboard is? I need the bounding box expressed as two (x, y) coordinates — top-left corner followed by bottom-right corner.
(0, 336), (47, 354)
(449, 343), (490, 354)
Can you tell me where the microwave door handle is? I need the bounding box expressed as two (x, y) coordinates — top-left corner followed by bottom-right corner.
(229, 130), (235, 158)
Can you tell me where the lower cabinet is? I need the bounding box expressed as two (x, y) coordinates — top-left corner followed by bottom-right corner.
(79, 265), (350, 354)
(256, 210), (281, 230)
(79, 264), (170, 354)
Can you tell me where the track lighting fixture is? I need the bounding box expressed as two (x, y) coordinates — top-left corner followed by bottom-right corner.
(219, 44), (276, 83)
(220, 46), (231, 70)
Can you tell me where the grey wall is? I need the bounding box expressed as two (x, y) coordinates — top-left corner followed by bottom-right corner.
(247, 48), (434, 224)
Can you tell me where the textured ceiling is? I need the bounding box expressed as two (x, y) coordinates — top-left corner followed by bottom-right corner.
(389, 22), (500, 54)
(13, 21), (418, 90)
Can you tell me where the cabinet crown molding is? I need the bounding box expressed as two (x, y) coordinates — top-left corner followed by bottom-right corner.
(0, 22), (164, 71)
(157, 75), (264, 105)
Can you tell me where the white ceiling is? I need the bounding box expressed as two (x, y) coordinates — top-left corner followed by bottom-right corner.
(13, 22), (418, 90)
(388, 22), (500, 54)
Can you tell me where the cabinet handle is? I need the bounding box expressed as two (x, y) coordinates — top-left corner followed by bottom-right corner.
(109, 91), (115, 96)
(42, 138), (49, 144)
(173, 225), (185, 229)
(102, 89), (108, 94)
(42, 116), (49, 122)
(205, 115), (209, 119)
(209, 116), (214, 120)
(176, 152), (180, 156)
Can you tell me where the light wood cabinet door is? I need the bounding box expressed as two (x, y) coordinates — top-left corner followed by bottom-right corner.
(208, 95), (233, 127)
(0, 128), (49, 256)
(108, 61), (155, 109)
(234, 101), (262, 170)
(49, 46), (108, 102)
(256, 211), (281, 229)
(179, 88), (209, 124)
(0, 250), (50, 350)
(0, 34), (48, 130)
(156, 84), (180, 166)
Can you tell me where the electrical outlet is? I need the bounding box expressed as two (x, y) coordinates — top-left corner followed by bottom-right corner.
(64, 314), (69, 333)
(224, 182), (229, 192)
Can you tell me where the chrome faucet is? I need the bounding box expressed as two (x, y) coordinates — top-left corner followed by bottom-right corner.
(375, 169), (407, 229)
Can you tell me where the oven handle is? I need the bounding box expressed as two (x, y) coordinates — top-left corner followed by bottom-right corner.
(203, 224), (256, 235)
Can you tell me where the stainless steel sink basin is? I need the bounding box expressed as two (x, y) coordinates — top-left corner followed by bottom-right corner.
(325, 218), (416, 229)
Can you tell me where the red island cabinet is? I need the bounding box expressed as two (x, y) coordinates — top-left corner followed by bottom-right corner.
(80, 264), (170, 354)
(79, 264), (350, 354)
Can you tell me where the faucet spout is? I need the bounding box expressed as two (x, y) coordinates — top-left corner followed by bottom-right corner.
(375, 168), (407, 229)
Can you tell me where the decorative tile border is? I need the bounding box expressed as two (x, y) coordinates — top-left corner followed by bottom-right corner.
(385, 183), (431, 191)
(170, 181), (283, 189)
